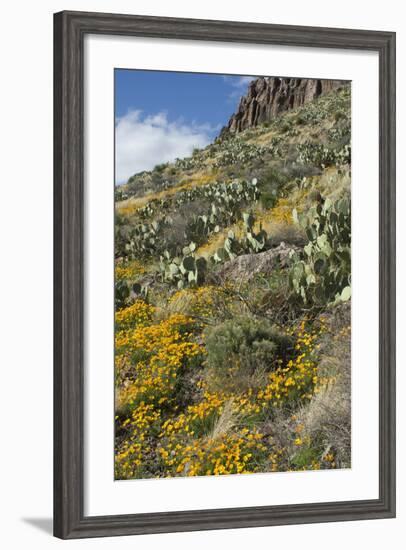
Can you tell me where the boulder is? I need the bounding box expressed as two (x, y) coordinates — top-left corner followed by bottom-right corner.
(217, 242), (299, 282)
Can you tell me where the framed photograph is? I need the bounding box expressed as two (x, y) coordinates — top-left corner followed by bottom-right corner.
(54, 10), (396, 539)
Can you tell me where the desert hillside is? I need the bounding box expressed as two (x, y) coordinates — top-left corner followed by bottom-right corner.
(114, 80), (351, 479)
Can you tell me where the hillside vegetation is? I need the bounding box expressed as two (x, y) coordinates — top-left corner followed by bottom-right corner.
(114, 85), (351, 479)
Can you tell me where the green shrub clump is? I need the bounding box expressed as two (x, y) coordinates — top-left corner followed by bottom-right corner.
(204, 316), (293, 392)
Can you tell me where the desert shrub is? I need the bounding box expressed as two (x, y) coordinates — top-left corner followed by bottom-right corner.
(115, 186), (129, 202)
(153, 162), (168, 173)
(279, 119), (293, 133)
(234, 268), (302, 326)
(162, 199), (212, 253)
(296, 113), (308, 125)
(257, 167), (289, 209)
(281, 160), (322, 180)
(204, 316), (294, 392)
(334, 110), (345, 122)
(125, 171), (150, 196)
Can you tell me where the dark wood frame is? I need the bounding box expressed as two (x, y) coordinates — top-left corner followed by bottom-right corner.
(54, 10), (396, 539)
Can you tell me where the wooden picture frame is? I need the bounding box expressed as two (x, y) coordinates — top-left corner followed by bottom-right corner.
(54, 10), (396, 539)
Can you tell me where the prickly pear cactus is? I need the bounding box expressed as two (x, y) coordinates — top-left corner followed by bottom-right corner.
(159, 243), (207, 288)
(213, 212), (269, 264)
(289, 196), (351, 306)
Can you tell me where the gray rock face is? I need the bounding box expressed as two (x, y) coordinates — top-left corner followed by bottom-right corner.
(221, 77), (348, 136)
(217, 243), (299, 283)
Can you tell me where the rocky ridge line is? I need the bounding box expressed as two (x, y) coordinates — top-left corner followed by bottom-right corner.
(221, 77), (348, 136)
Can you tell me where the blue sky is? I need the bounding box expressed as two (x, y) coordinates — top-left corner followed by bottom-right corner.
(115, 69), (255, 184)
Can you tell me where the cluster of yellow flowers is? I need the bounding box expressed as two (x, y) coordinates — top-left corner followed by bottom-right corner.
(159, 389), (223, 438)
(256, 189), (311, 229)
(115, 295), (342, 479)
(115, 259), (146, 283)
(158, 428), (268, 477)
(154, 321), (328, 477)
(257, 325), (320, 407)
(115, 302), (208, 477)
(116, 312), (202, 408)
(115, 300), (155, 331)
(156, 386), (270, 476)
(269, 198), (295, 225)
(115, 402), (161, 479)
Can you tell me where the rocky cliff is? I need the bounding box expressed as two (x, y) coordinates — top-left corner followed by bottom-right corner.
(221, 77), (348, 136)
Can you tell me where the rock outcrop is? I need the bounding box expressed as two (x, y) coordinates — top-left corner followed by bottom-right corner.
(221, 77), (348, 136)
(217, 243), (299, 282)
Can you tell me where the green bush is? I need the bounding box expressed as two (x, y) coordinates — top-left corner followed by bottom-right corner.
(204, 316), (293, 392)
(257, 167), (288, 209)
(153, 162), (168, 173)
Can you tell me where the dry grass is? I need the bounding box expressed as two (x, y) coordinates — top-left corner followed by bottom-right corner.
(296, 374), (351, 468)
(295, 304), (351, 468)
(195, 221), (243, 259)
(208, 400), (240, 440)
(116, 170), (219, 216)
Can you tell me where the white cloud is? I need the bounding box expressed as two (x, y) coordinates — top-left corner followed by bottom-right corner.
(223, 75), (255, 89)
(115, 110), (214, 184)
(222, 75), (256, 102)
